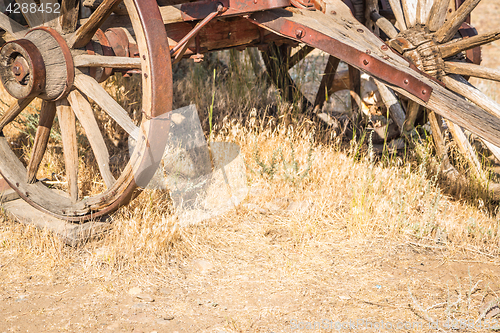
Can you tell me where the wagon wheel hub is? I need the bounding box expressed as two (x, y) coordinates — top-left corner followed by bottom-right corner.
(388, 27), (445, 79)
(0, 27), (74, 101)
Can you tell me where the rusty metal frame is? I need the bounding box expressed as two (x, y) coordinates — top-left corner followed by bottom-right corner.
(180, 0), (291, 21)
(249, 12), (432, 102)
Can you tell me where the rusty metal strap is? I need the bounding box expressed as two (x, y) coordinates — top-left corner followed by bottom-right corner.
(181, 0), (291, 21)
(249, 12), (432, 102)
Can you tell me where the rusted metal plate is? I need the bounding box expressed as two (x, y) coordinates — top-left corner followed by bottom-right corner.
(180, 0), (291, 21)
(249, 11), (432, 102)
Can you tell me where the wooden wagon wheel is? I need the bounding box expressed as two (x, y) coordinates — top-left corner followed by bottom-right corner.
(0, 0), (173, 221)
(369, 0), (500, 193)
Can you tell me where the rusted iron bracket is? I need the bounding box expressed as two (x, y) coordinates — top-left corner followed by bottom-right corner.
(249, 11), (432, 102)
(181, 0), (291, 21)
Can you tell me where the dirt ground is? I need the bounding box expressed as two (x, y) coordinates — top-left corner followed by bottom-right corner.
(2, 2), (500, 333)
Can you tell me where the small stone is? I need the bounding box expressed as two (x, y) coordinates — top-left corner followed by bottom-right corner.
(192, 259), (214, 273)
(211, 303), (218, 307)
(136, 294), (155, 302)
(128, 287), (142, 295)
(163, 314), (175, 321)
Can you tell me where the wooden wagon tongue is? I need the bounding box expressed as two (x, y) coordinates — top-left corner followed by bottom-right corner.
(249, 3), (500, 149)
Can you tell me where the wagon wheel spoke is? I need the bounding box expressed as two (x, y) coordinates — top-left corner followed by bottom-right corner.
(68, 0), (123, 49)
(439, 29), (500, 59)
(434, 0), (481, 43)
(427, 0), (451, 31)
(74, 72), (138, 138)
(59, 0), (80, 34)
(0, 97), (34, 133)
(27, 100), (56, 184)
(73, 54), (142, 69)
(0, 13), (28, 39)
(401, 0), (417, 28)
(314, 55), (340, 109)
(415, 0), (432, 25)
(15, 0), (44, 28)
(444, 62), (500, 82)
(387, 0), (407, 30)
(67, 90), (116, 188)
(56, 99), (79, 202)
(40, 0), (59, 28)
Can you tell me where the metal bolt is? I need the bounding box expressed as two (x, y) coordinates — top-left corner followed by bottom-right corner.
(12, 66), (21, 76)
(381, 45), (388, 51)
(363, 59), (369, 65)
(422, 89), (427, 95)
(404, 79), (409, 84)
(295, 29), (305, 39)
(357, 28), (364, 33)
(330, 10), (336, 15)
(254, 0), (257, 3)
(366, 49), (371, 55)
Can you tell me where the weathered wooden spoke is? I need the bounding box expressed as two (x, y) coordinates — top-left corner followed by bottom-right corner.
(15, 0), (44, 28)
(427, 0), (450, 31)
(434, 0), (481, 43)
(439, 29), (500, 59)
(67, 90), (115, 188)
(74, 72), (138, 137)
(0, 12), (28, 39)
(415, 0), (432, 25)
(387, 0), (407, 30)
(73, 54), (142, 69)
(27, 101), (56, 184)
(56, 99), (79, 202)
(59, 0), (80, 34)
(444, 62), (500, 82)
(0, 97), (34, 133)
(401, 0), (417, 28)
(68, 0), (123, 49)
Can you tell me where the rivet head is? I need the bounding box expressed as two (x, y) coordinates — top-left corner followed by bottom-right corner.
(330, 10), (336, 15)
(363, 59), (369, 66)
(295, 29), (305, 39)
(366, 49), (371, 55)
(143, 55), (146, 60)
(404, 79), (409, 84)
(422, 89), (427, 95)
(144, 73), (148, 78)
(381, 45), (388, 51)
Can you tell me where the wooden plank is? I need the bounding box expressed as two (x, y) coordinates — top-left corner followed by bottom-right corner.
(40, 0), (59, 28)
(416, 0), (433, 25)
(0, 177), (20, 203)
(2, 199), (111, 246)
(59, 0), (80, 33)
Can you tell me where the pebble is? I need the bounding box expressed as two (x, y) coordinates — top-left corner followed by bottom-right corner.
(192, 259), (214, 273)
(128, 287), (142, 295)
(136, 294), (155, 302)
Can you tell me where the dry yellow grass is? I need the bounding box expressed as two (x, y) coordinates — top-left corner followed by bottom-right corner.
(1, 48), (500, 331)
